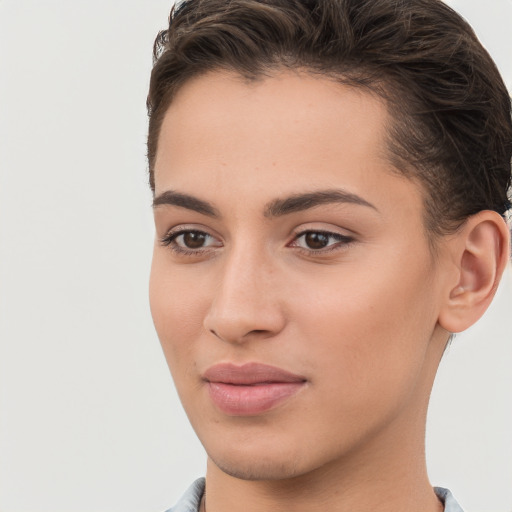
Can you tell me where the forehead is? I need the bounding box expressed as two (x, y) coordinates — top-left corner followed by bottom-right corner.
(156, 70), (388, 178)
(154, 70), (424, 223)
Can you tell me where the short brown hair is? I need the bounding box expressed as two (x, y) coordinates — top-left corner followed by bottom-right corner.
(147, 0), (512, 236)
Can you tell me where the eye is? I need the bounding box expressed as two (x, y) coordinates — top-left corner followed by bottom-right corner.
(290, 230), (353, 252)
(175, 231), (210, 249)
(160, 229), (222, 254)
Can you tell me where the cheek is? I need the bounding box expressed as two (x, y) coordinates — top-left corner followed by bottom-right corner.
(290, 260), (438, 407)
(149, 254), (208, 369)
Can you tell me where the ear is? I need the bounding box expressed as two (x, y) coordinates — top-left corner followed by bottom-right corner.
(438, 210), (510, 334)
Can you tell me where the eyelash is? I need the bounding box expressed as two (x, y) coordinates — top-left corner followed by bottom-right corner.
(159, 229), (354, 256)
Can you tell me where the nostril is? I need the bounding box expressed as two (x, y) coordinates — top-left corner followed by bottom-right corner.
(207, 327), (274, 343)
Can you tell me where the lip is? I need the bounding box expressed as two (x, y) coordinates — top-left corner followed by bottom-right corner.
(203, 362), (307, 416)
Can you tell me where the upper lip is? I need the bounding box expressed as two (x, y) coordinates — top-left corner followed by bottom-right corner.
(203, 362), (306, 385)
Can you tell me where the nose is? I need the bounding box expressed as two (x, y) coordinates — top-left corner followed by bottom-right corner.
(203, 245), (286, 344)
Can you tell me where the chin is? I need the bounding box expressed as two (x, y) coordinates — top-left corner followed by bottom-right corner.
(197, 419), (316, 481)
(210, 452), (306, 481)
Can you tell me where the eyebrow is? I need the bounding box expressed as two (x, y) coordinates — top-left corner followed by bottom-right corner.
(152, 188), (378, 218)
(153, 190), (220, 217)
(263, 189), (378, 217)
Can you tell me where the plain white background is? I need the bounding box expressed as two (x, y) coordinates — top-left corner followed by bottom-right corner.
(0, 1), (511, 511)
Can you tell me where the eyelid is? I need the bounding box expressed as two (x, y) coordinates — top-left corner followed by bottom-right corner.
(160, 223), (220, 239)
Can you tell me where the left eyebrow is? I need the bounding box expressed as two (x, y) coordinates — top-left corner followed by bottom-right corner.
(263, 189), (379, 217)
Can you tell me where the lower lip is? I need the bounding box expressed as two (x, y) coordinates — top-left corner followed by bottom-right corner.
(207, 381), (305, 416)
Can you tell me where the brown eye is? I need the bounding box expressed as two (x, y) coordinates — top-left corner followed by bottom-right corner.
(304, 232), (329, 249)
(161, 229), (222, 253)
(291, 230), (354, 252)
(182, 231), (207, 248)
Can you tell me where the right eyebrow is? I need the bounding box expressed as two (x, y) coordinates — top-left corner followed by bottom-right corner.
(152, 190), (220, 217)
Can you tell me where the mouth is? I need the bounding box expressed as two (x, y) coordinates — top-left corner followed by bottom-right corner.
(202, 362), (307, 416)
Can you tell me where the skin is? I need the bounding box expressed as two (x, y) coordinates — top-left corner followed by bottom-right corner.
(149, 70), (509, 512)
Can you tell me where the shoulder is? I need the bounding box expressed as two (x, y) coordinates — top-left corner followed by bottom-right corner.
(163, 478), (205, 512)
(434, 487), (465, 512)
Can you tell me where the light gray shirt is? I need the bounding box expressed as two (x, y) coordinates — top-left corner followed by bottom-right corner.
(165, 477), (464, 512)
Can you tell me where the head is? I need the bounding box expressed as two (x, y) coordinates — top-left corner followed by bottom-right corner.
(147, 0), (511, 483)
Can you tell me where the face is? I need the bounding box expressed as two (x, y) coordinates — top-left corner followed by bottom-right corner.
(150, 70), (449, 481)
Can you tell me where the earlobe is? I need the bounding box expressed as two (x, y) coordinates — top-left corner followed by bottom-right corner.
(438, 211), (510, 334)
